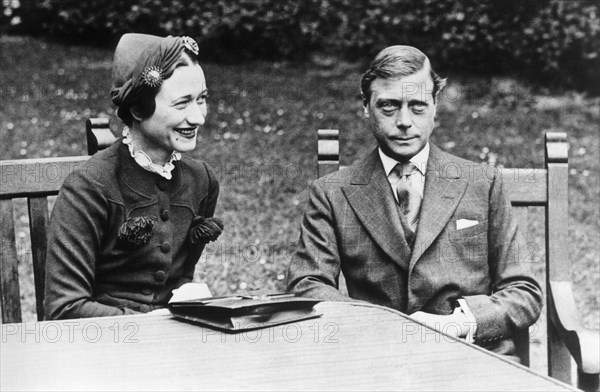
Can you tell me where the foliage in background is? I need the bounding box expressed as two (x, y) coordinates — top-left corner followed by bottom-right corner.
(6, 0), (321, 60)
(3, 0), (599, 92)
(518, 0), (600, 92)
(1, 0), (21, 31)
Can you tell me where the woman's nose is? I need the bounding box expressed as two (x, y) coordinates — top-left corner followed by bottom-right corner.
(187, 102), (206, 126)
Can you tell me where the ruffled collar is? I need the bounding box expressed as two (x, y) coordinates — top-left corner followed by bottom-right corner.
(122, 126), (182, 180)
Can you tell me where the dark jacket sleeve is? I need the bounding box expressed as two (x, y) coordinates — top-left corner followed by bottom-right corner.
(286, 179), (357, 302)
(463, 169), (543, 343)
(44, 171), (139, 319)
(176, 162), (220, 285)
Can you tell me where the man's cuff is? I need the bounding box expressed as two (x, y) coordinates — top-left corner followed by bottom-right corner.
(456, 298), (478, 343)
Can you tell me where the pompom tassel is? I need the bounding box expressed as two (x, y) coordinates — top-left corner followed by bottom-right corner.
(118, 216), (156, 247)
(189, 216), (224, 244)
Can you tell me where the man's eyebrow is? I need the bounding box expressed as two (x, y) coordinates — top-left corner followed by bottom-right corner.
(376, 98), (401, 105)
(375, 98), (428, 105)
(408, 99), (428, 106)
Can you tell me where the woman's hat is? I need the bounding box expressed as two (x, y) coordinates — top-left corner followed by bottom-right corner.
(110, 33), (199, 107)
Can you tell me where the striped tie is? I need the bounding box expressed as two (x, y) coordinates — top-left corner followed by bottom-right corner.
(395, 162), (421, 234)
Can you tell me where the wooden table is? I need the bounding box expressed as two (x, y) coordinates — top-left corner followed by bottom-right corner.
(1, 302), (575, 391)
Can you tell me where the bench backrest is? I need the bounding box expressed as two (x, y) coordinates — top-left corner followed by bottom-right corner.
(317, 129), (599, 390)
(0, 119), (114, 323)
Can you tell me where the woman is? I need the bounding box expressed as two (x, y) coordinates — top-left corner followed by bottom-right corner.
(44, 33), (223, 319)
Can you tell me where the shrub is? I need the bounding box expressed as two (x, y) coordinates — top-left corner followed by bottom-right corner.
(309, 0), (550, 71)
(1, 0), (23, 33)
(7, 0), (600, 93)
(21, 0), (320, 60)
(518, 0), (600, 93)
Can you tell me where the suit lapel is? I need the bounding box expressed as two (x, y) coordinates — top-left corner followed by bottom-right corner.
(342, 149), (412, 269)
(409, 144), (469, 268)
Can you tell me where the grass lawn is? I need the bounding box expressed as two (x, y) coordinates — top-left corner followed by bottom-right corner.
(2, 36), (598, 372)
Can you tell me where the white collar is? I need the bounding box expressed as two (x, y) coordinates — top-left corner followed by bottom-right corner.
(379, 142), (429, 177)
(122, 126), (182, 180)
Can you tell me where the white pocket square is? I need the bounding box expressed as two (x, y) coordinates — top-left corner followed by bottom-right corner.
(456, 219), (479, 230)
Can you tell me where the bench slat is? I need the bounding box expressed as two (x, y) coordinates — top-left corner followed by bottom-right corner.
(0, 156), (90, 199)
(501, 168), (547, 205)
(28, 197), (49, 321)
(546, 164), (570, 281)
(86, 118), (115, 155)
(318, 140), (340, 160)
(513, 206), (531, 367)
(0, 199), (21, 323)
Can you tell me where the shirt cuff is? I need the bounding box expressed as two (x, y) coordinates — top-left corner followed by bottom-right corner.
(456, 298), (478, 343)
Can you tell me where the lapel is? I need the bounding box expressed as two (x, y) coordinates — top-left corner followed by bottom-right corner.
(342, 149), (412, 269)
(409, 144), (469, 268)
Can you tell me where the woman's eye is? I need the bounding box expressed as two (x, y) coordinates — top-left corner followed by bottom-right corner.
(197, 94), (209, 104)
(175, 100), (189, 109)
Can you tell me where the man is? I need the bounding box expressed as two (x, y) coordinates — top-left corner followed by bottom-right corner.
(286, 45), (542, 357)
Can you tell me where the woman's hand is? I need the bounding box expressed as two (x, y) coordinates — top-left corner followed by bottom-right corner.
(146, 308), (170, 316)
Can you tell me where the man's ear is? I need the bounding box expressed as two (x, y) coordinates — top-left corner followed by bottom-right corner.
(130, 105), (144, 122)
(362, 96), (370, 118)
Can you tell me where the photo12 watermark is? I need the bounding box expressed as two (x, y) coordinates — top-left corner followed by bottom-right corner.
(2, 320), (140, 344)
(200, 321), (339, 344)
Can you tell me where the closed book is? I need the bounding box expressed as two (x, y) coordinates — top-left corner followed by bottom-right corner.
(168, 293), (322, 332)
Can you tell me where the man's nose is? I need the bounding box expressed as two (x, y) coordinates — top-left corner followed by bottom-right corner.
(396, 107), (412, 129)
(187, 102), (206, 126)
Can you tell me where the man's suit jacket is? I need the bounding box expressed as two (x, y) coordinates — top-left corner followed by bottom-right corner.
(287, 143), (542, 354)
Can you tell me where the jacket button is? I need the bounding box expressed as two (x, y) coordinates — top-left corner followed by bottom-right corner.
(154, 270), (166, 282)
(157, 179), (168, 191)
(160, 209), (170, 221)
(140, 304), (151, 312)
(141, 288), (152, 295)
(160, 242), (171, 253)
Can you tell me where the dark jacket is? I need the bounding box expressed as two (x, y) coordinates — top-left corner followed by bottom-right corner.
(44, 141), (219, 319)
(287, 145), (542, 355)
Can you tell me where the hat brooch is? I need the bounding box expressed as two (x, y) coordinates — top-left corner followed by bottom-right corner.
(182, 36), (199, 56)
(141, 65), (164, 88)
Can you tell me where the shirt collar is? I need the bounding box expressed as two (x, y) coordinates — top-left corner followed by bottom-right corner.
(122, 126), (182, 180)
(379, 142), (429, 177)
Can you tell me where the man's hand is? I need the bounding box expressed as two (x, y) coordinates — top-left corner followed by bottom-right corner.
(410, 308), (474, 339)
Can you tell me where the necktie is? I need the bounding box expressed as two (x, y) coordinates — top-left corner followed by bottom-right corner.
(395, 162), (421, 234)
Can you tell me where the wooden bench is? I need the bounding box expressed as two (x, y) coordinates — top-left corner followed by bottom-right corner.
(0, 118), (114, 324)
(318, 129), (599, 391)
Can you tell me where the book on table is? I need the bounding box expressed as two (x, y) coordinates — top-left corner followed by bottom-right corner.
(168, 293), (322, 332)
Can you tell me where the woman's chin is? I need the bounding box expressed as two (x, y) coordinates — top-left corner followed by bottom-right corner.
(171, 137), (197, 152)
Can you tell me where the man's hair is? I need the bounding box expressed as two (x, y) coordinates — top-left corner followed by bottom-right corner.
(118, 49), (200, 126)
(360, 45), (447, 104)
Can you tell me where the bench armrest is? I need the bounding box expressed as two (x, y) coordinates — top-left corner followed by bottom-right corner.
(549, 281), (600, 374)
